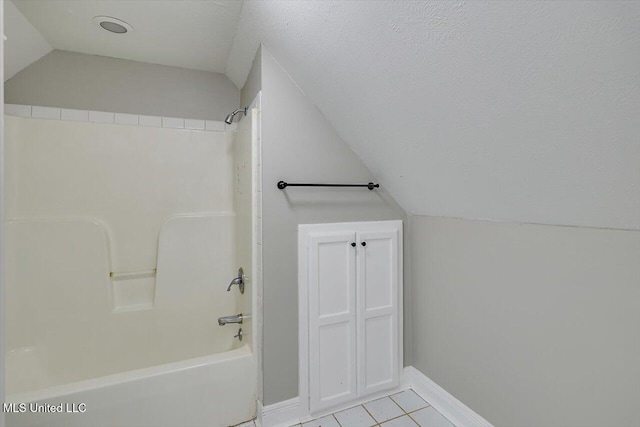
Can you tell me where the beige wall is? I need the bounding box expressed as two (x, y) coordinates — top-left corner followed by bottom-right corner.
(410, 215), (640, 426)
(257, 48), (408, 405)
(240, 46), (261, 111)
(5, 50), (239, 120)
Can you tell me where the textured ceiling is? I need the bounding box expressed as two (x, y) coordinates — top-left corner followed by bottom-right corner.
(12, 0), (243, 74)
(226, 1), (640, 230)
(5, 1), (639, 229)
(3, 0), (51, 80)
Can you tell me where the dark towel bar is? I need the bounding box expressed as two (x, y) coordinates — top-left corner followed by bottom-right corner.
(277, 181), (379, 190)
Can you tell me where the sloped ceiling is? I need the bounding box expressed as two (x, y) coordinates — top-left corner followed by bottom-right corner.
(226, 1), (640, 230)
(5, 1), (639, 229)
(3, 0), (51, 81)
(11, 0), (243, 73)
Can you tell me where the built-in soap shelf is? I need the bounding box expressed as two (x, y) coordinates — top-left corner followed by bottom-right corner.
(6, 214), (237, 314)
(110, 269), (158, 313)
(110, 269), (157, 280)
(111, 213), (237, 313)
(110, 270), (157, 313)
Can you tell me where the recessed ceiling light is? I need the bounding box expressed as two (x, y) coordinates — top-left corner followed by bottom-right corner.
(93, 16), (133, 34)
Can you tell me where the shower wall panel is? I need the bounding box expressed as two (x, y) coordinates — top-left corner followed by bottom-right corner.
(5, 115), (235, 311)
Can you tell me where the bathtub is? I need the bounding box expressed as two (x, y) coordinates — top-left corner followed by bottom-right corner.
(6, 344), (256, 427)
(3, 112), (260, 426)
(4, 218), (257, 427)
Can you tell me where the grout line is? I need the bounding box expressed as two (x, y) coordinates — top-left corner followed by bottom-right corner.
(378, 412), (412, 425)
(389, 394), (408, 414)
(304, 388), (449, 427)
(406, 412), (421, 426)
(361, 402), (380, 425)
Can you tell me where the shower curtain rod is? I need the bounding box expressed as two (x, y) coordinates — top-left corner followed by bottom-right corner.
(277, 181), (380, 190)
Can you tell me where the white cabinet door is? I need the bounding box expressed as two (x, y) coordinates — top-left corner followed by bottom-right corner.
(301, 221), (402, 416)
(357, 229), (400, 395)
(308, 231), (358, 412)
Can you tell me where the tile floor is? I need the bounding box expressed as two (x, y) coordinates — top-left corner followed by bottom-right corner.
(293, 389), (455, 427)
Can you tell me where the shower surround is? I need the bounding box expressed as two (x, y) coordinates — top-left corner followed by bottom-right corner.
(3, 108), (260, 426)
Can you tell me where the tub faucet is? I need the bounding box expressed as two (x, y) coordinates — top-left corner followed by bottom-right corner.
(218, 314), (243, 326)
(227, 268), (245, 294)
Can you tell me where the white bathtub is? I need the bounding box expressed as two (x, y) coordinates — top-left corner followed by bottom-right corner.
(3, 113), (259, 427)
(4, 218), (257, 426)
(6, 344), (256, 427)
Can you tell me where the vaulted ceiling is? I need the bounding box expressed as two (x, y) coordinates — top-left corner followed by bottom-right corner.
(225, 1), (640, 230)
(4, 0), (51, 79)
(5, 1), (640, 229)
(6, 0), (243, 79)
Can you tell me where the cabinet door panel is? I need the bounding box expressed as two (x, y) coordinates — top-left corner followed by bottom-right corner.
(308, 231), (357, 412)
(318, 322), (353, 400)
(365, 314), (394, 388)
(317, 240), (352, 317)
(363, 237), (394, 310)
(357, 230), (399, 395)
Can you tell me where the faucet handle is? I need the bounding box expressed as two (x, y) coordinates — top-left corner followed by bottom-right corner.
(227, 268), (245, 294)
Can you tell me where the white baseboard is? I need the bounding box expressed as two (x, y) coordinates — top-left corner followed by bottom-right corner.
(255, 400), (264, 427)
(260, 367), (492, 427)
(405, 366), (492, 427)
(258, 397), (300, 427)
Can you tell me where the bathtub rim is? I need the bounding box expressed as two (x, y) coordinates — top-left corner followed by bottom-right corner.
(6, 343), (252, 404)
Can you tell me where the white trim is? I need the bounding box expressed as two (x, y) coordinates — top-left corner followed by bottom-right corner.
(259, 367), (493, 427)
(259, 384), (410, 427)
(258, 397), (300, 427)
(249, 91), (263, 406)
(4, 104), (234, 132)
(256, 400), (264, 426)
(298, 227), (310, 417)
(405, 366), (493, 427)
(302, 384), (408, 424)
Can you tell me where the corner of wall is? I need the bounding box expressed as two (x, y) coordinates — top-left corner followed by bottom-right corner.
(258, 45), (412, 406)
(240, 46), (262, 108)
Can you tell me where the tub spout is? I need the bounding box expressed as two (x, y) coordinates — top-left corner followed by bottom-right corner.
(218, 314), (243, 326)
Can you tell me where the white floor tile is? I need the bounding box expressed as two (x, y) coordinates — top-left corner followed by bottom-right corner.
(381, 415), (419, 427)
(409, 407), (454, 427)
(363, 397), (404, 423)
(334, 405), (376, 427)
(391, 390), (429, 413)
(302, 415), (340, 427)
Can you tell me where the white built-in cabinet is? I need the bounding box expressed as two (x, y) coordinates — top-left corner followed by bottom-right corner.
(299, 221), (403, 415)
